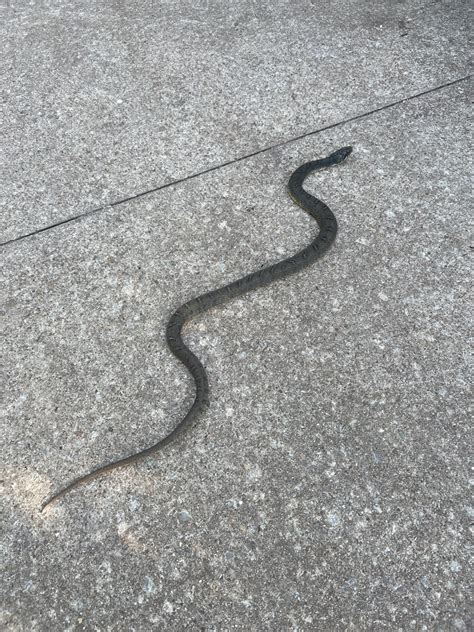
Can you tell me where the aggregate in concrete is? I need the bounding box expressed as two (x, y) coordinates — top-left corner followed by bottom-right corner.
(2, 79), (471, 630)
(1, 0), (471, 242)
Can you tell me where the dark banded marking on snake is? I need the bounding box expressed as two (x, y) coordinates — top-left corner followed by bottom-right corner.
(41, 145), (352, 511)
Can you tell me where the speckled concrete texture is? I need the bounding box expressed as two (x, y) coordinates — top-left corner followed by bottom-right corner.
(2, 75), (471, 630)
(1, 0), (471, 242)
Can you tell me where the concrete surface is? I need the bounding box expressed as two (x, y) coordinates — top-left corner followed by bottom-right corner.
(1, 1), (472, 631)
(0, 0), (471, 243)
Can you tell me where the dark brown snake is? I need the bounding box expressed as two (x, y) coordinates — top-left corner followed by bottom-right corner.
(41, 145), (353, 511)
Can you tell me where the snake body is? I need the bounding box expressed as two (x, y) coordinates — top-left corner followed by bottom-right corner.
(41, 145), (352, 511)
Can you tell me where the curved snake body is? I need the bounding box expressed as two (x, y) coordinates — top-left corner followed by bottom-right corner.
(41, 145), (352, 510)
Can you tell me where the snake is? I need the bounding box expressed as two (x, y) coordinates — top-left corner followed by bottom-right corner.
(41, 145), (352, 511)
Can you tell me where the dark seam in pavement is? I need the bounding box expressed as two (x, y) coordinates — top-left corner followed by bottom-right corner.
(1, 74), (470, 249)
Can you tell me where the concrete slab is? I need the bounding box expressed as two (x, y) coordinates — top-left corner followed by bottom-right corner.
(1, 0), (470, 242)
(2, 79), (471, 629)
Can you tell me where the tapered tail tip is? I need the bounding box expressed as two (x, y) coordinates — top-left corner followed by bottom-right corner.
(40, 492), (61, 512)
(40, 497), (52, 512)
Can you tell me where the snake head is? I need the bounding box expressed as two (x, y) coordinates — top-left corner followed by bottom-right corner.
(328, 146), (353, 163)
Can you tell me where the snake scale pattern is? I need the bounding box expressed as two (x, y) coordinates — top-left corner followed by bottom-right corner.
(41, 145), (352, 511)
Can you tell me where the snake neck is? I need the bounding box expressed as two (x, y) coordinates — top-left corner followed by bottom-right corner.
(287, 146), (351, 227)
(288, 147), (352, 194)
